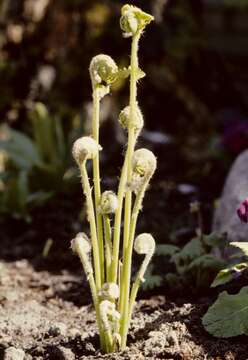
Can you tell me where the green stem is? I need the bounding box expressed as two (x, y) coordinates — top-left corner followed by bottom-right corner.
(128, 248), (152, 326)
(103, 215), (112, 282)
(110, 155), (128, 283)
(75, 242), (105, 350)
(92, 89), (105, 285)
(80, 163), (101, 291)
(120, 178), (148, 348)
(104, 329), (113, 353)
(119, 33), (140, 349)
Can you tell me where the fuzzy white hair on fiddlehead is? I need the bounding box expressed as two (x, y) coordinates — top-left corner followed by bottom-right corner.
(99, 191), (118, 215)
(134, 233), (156, 282)
(118, 104), (144, 135)
(72, 136), (102, 165)
(134, 233), (155, 256)
(131, 148), (157, 193)
(99, 282), (120, 301)
(90, 54), (118, 88)
(100, 300), (120, 332)
(71, 233), (93, 278)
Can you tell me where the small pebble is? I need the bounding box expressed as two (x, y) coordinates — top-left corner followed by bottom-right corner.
(49, 322), (67, 337)
(4, 347), (25, 360)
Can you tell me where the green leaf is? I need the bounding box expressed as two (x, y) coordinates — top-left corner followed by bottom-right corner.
(230, 242), (248, 257)
(172, 237), (205, 274)
(187, 255), (226, 289)
(211, 262), (248, 288)
(211, 269), (233, 288)
(156, 244), (179, 256)
(178, 236), (205, 259)
(30, 103), (58, 165)
(202, 232), (227, 249)
(117, 66), (145, 81)
(142, 264), (162, 290)
(3, 171), (29, 217)
(0, 126), (41, 170)
(117, 67), (130, 79)
(188, 254), (225, 273)
(202, 286), (248, 337)
(27, 190), (53, 206)
(136, 67), (146, 80)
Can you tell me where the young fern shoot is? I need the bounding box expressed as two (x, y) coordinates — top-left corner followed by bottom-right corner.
(71, 4), (156, 353)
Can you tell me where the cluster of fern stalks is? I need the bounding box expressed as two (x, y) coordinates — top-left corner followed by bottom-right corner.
(71, 4), (156, 353)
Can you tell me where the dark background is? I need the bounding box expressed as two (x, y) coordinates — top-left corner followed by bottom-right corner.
(0, 0), (248, 268)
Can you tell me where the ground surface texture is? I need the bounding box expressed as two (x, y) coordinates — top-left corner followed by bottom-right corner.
(0, 260), (247, 360)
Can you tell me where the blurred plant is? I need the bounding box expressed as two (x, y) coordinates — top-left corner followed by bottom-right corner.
(203, 242), (248, 337)
(220, 0), (248, 9)
(71, 4), (155, 353)
(145, 201), (227, 292)
(163, 230), (227, 291)
(0, 102), (77, 220)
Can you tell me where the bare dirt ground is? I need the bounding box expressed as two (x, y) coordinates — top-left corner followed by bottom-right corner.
(0, 259), (248, 360)
(0, 193), (247, 360)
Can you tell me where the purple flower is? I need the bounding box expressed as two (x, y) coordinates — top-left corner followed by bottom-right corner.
(237, 198), (248, 223)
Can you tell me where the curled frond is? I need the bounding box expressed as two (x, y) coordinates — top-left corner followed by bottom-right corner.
(134, 233), (156, 256)
(118, 105), (143, 134)
(71, 232), (91, 254)
(72, 136), (101, 165)
(100, 300), (120, 331)
(132, 149), (157, 177)
(71, 233), (93, 277)
(133, 233), (156, 283)
(130, 148), (157, 193)
(90, 54), (118, 88)
(120, 4), (154, 38)
(99, 191), (118, 215)
(99, 282), (120, 300)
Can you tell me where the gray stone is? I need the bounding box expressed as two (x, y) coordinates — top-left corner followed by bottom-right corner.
(213, 150), (248, 242)
(4, 347), (25, 360)
(49, 322), (67, 337)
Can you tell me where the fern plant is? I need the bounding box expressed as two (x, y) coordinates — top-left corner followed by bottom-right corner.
(71, 4), (156, 353)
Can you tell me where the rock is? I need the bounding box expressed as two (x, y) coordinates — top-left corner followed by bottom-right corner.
(213, 150), (248, 242)
(49, 322), (67, 337)
(4, 347), (25, 360)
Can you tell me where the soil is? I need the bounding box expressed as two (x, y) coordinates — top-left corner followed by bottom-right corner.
(0, 194), (248, 360)
(0, 259), (248, 360)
